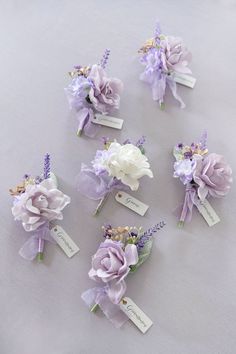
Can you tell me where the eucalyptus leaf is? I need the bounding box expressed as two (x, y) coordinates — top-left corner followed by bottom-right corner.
(130, 239), (153, 273)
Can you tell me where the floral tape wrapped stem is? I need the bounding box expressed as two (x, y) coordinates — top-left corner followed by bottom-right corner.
(77, 136), (153, 215)
(82, 222), (166, 328)
(173, 132), (232, 226)
(65, 49), (123, 138)
(10, 154), (70, 262)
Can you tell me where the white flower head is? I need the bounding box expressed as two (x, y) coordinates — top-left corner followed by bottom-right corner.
(97, 142), (153, 190)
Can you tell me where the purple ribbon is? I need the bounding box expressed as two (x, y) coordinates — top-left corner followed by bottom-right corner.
(166, 76), (185, 108)
(81, 287), (128, 328)
(179, 183), (197, 223)
(77, 165), (128, 200)
(19, 224), (56, 261)
(76, 107), (99, 138)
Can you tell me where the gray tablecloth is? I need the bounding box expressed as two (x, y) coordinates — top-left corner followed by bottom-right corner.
(1, 1), (236, 353)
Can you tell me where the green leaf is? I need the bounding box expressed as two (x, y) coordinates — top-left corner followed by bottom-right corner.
(139, 146), (145, 155)
(173, 147), (182, 161)
(130, 239), (153, 273)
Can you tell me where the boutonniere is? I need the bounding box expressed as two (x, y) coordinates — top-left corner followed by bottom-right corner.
(65, 49), (124, 137)
(77, 136), (153, 215)
(10, 154), (71, 261)
(139, 22), (195, 109)
(82, 222), (165, 331)
(173, 132), (233, 226)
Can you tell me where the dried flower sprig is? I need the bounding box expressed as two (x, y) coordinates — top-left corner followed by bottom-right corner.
(173, 132), (232, 226)
(9, 155), (70, 262)
(139, 22), (192, 108)
(77, 137), (153, 215)
(65, 50), (123, 137)
(82, 221), (165, 328)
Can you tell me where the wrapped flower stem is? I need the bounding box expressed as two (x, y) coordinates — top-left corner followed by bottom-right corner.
(36, 237), (45, 262)
(93, 192), (110, 216)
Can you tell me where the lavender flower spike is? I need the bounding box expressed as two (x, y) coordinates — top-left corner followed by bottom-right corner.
(100, 49), (111, 69)
(154, 21), (162, 39)
(136, 136), (146, 148)
(137, 221), (166, 250)
(44, 153), (51, 179)
(199, 130), (208, 150)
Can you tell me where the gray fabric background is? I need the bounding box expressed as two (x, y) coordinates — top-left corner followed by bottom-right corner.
(1, 1), (236, 353)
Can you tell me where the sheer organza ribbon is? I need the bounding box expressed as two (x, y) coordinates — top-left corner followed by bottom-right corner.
(76, 107), (98, 138)
(141, 71), (185, 108)
(77, 164), (127, 200)
(166, 76), (185, 108)
(178, 183), (197, 223)
(81, 286), (128, 328)
(19, 224), (56, 261)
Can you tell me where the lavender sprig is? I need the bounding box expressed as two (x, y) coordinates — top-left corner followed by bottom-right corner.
(101, 136), (110, 146)
(199, 130), (207, 150)
(136, 135), (146, 148)
(123, 138), (132, 145)
(137, 221), (166, 251)
(100, 49), (110, 69)
(154, 22), (162, 45)
(43, 153), (51, 179)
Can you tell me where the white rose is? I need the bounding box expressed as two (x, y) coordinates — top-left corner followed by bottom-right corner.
(102, 142), (153, 190)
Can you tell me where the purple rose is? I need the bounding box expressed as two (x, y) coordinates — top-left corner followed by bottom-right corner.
(193, 153), (232, 200)
(12, 178), (70, 232)
(87, 64), (123, 114)
(89, 240), (138, 304)
(160, 35), (192, 74)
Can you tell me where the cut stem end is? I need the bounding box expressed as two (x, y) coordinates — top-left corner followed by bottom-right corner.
(77, 129), (82, 137)
(36, 252), (44, 262)
(90, 303), (99, 313)
(177, 221), (184, 228)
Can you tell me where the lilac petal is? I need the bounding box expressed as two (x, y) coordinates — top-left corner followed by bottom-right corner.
(125, 244), (138, 267)
(107, 279), (127, 304)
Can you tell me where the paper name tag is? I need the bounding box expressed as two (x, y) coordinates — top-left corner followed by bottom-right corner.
(120, 297), (153, 334)
(173, 73), (196, 88)
(92, 114), (124, 130)
(195, 199), (220, 226)
(115, 191), (149, 216)
(50, 225), (80, 258)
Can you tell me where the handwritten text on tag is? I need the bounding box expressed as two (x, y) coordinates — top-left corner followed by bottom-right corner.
(195, 199), (220, 226)
(115, 191), (149, 216)
(50, 225), (80, 258)
(92, 114), (124, 130)
(120, 297), (153, 334)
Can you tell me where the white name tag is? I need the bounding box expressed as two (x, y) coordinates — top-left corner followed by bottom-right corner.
(173, 73), (196, 88)
(92, 114), (123, 130)
(115, 191), (149, 216)
(195, 199), (220, 226)
(120, 297), (153, 334)
(50, 225), (80, 258)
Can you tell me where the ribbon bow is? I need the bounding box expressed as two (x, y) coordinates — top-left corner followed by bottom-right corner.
(178, 183), (197, 224)
(77, 164), (127, 200)
(81, 286), (128, 328)
(19, 224), (56, 261)
(76, 107), (98, 137)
